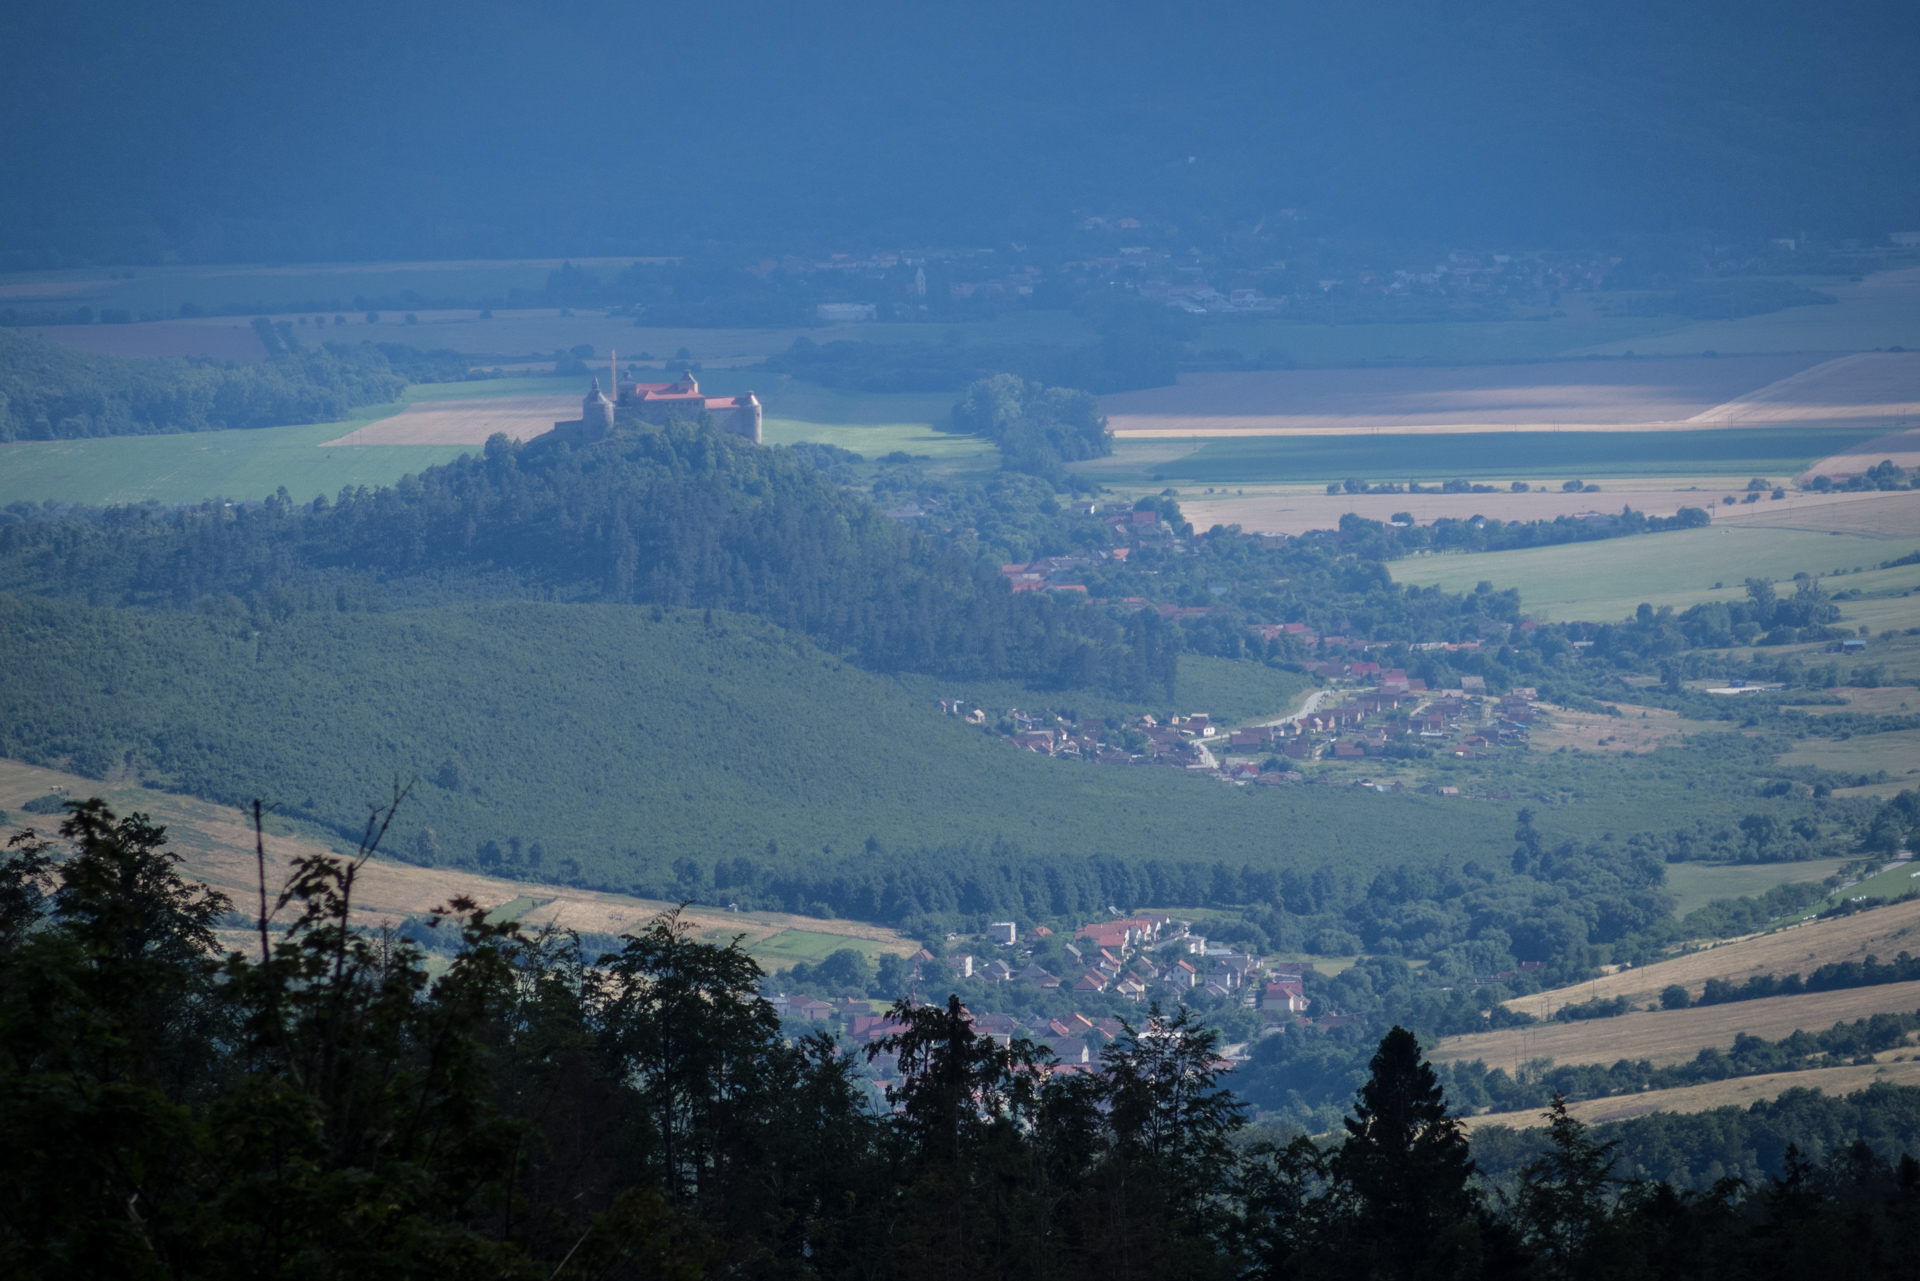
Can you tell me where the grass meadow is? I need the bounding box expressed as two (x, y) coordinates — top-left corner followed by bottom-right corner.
(0, 370), (993, 509)
(1389, 524), (1920, 622)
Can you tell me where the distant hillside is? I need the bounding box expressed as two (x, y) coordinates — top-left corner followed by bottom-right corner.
(0, 594), (1505, 922)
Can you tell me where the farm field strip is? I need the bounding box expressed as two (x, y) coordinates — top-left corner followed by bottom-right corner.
(1459, 1057), (1920, 1132)
(1503, 897), (1920, 1018)
(0, 758), (913, 968)
(1098, 354), (1920, 438)
(1123, 427), (1886, 487)
(1433, 978), (1920, 1070)
(323, 392), (583, 446)
(1173, 486), (1893, 538)
(1388, 523), (1919, 623)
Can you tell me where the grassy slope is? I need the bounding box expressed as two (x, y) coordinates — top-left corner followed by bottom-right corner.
(0, 756), (917, 969)
(0, 596), (1507, 894)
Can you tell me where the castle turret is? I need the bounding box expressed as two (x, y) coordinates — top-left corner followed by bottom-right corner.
(582, 378), (614, 440)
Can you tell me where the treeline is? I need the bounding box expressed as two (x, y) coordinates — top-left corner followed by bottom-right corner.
(6, 802), (1919, 1280)
(0, 327), (476, 441)
(1330, 503), (1714, 561)
(1675, 951), (1920, 1008)
(1447, 1010), (1920, 1116)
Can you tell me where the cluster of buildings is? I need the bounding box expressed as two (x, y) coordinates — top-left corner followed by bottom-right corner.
(955, 680), (1544, 779)
(768, 913), (1360, 1074)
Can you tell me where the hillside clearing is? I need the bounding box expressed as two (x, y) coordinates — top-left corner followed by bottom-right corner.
(1460, 1057), (1920, 1132)
(0, 757), (913, 969)
(1496, 896), (1920, 1017)
(1433, 979), (1920, 1070)
(1665, 859), (1854, 917)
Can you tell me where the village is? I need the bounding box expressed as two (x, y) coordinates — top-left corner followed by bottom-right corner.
(943, 631), (1543, 796)
(766, 913), (1356, 1079)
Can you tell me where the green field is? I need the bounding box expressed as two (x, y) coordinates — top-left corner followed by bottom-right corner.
(1135, 427), (1886, 488)
(895, 653), (1313, 728)
(1391, 525), (1920, 623)
(0, 370), (995, 509)
(0, 377), (568, 508)
(1664, 859), (1853, 917)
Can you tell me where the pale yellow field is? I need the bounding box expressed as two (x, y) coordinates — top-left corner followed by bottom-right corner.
(0, 758), (913, 966)
(1435, 978), (1920, 1073)
(1522, 703), (1722, 754)
(1687, 352), (1920, 425)
(1804, 427), (1920, 479)
(1461, 1057), (1920, 1132)
(1487, 897), (1920, 1019)
(1099, 354), (1884, 438)
(1178, 485), (1910, 540)
(322, 392), (581, 446)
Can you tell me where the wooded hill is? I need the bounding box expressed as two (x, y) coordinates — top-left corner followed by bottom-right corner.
(0, 593), (1504, 923)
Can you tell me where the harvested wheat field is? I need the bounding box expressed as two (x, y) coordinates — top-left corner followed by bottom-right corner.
(1101, 355), (1837, 437)
(1436, 981), (1920, 1072)
(1495, 896), (1920, 1019)
(1432, 979), (1920, 1072)
(1710, 488), (1920, 539)
(0, 758), (912, 966)
(1690, 352), (1920, 426)
(1460, 1057), (1920, 1132)
(1803, 426), (1920, 480)
(323, 392), (582, 446)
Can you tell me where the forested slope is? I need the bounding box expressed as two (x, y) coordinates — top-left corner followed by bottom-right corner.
(0, 594), (1504, 917)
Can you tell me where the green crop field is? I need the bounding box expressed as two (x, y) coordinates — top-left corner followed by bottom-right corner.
(1663, 859), (1853, 917)
(1137, 427), (1886, 488)
(0, 376), (569, 509)
(0, 369), (999, 509)
(1390, 525), (1917, 622)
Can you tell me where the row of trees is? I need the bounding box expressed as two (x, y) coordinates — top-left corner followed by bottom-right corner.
(5, 799), (1919, 1279)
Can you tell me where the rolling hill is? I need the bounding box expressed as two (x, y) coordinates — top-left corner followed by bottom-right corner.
(0, 594), (1508, 923)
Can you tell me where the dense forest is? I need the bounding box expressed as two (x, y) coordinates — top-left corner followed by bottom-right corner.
(3, 803), (1918, 1280)
(0, 327), (478, 441)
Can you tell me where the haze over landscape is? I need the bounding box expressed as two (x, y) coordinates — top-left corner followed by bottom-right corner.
(5, 2), (1920, 1277)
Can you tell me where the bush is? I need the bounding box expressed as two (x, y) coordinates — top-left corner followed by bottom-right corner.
(1660, 983), (1691, 1010)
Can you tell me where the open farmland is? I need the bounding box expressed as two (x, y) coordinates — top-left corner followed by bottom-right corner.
(1094, 426), (1886, 491)
(1388, 521), (1920, 622)
(1432, 979), (1920, 1070)
(1101, 354), (1836, 437)
(0, 757), (913, 970)
(1491, 896), (1920, 1019)
(1665, 859), (1855, 917)
(1460, 1058), (1920, 1132)
(0, 376), (557, 508)
(1806, 426), (1920, 479)
(323, 391), (582, 446)
(1577, 267), (1920, 358)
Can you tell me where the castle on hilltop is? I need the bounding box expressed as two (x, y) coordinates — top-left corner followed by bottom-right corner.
(554, 368), (762, 444)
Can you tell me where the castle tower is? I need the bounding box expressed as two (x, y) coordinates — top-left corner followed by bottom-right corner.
(582, 378), (614, 440)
